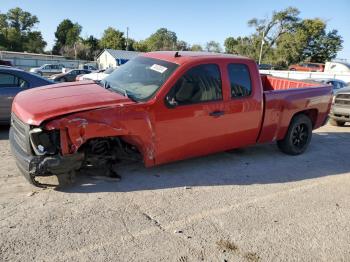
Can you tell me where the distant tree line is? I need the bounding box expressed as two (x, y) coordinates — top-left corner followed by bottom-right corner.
(0, 7), (343, 66)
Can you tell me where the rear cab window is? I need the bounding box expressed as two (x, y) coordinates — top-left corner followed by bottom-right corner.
(227, 64), (252, 98)
(167, 64), (222, 105)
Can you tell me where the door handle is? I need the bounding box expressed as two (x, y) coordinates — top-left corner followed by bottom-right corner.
(209, 110), (225, 117)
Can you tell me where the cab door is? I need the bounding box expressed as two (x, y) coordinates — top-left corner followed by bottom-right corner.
(153, 63), (231, 165)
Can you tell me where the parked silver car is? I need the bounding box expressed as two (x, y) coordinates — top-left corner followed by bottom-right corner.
(29, 64), (65, 76)
(329, 86), (350, 126)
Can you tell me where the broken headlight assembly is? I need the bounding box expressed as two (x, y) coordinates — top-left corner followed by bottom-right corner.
(29, 128), (60, 156)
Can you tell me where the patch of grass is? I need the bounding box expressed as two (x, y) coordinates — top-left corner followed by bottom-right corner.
(216, 239), (239, 252)
(244, 252), (260, 262)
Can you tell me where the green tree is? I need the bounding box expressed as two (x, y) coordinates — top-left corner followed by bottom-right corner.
(80, 35), (100, 60)
(276, 18), (343, 64)
(7, 7), (39, 32)
(53, 19), (82, 54)
(133, 40), (149, 52)
(0, 8), (46, 52)
(247, 7), (300, 62)
(144, 28), (177, 51)
(23, 31), (47, 53)
(224, 37), (238, 54)
(191, 44), (203, 51)
(224, 7), (343, 65)
(126, 38), (136, 51)
(224, 36), (262, 60)
(100, 27), (126, 50)
(205, 41), (222, 53)
(176, 40), (190, 51)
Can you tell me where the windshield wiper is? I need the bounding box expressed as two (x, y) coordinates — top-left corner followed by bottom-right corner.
(100, 80), (138, 102)
(124, 90), (138, 102)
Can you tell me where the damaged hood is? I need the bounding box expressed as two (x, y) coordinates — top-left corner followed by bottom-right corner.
(12, 81), (133, 125)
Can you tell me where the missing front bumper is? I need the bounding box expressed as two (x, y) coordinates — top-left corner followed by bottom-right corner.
(10, 128), (84, 187)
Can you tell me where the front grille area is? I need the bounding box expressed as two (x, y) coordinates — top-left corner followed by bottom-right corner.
(11, 113), (31, 155)
(335, 93), (350, 107)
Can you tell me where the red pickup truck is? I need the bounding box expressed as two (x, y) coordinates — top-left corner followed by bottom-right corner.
(10, 52), (332, 186)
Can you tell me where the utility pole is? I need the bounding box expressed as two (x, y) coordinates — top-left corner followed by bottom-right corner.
(258, 30), (265, 65)
(126, 27), (129, 50)
(74, 42), (77, 60)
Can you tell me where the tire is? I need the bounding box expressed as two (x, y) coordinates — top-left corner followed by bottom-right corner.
(329, 118), (345, 126)
(290, 68), (296, 71)
(277, 114), (312, 155)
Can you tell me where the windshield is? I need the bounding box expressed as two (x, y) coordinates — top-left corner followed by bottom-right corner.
(101, 56), (178, 101)
(104, 67), (115, 74)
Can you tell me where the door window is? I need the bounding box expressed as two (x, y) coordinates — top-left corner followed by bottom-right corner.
(0, 73), (28, 88)
(167, 64), (222, 105)
(227, 64), (252, 98)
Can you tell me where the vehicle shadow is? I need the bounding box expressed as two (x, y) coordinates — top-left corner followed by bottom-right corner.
(0, 125), (10, 140)
(61, 130), (350, 193)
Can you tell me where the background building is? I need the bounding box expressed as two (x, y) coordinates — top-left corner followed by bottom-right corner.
(96, 49), (141, 69)
(0, 51), (95, 70)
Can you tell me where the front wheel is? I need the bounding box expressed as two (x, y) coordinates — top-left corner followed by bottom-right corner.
(277, 114), (312, 155)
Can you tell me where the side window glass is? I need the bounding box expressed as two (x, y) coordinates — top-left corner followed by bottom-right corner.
(167, 64), (222, 105)
(18, 77), (29, 88)
(227, 64), (252, 98)
(0, 73), (17, 87)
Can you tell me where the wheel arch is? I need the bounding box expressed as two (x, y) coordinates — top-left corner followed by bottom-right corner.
(292, 108), (318, 128)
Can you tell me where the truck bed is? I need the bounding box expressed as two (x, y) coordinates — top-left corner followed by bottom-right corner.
(261, 75), (321, 91)
(258, 75), (333, 144)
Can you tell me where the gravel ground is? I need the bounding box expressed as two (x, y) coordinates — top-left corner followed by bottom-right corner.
(0, 123), (350, 261)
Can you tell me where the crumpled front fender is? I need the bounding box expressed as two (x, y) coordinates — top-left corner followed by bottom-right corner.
(45, 116), (127, 154)
(43, 107), (157, 167)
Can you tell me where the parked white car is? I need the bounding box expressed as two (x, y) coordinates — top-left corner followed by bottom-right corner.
(324, 62), (350, 73)
(30, 64), (65, 76)
(76, 67), (116, 81)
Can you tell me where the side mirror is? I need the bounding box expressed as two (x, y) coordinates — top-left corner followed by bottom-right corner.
(165, 96), (178, 108)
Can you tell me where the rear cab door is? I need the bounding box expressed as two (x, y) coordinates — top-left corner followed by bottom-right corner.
(221, 58), (264, 148)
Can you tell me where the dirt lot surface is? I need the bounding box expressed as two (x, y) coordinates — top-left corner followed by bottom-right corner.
(0, 123), (350, 261)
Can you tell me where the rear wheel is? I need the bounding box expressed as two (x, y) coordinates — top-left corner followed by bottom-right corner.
(329, 118), (345, 126)
(277, 114), (312, 155)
